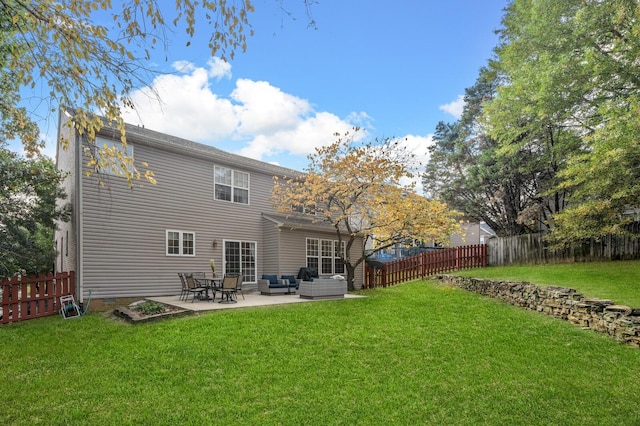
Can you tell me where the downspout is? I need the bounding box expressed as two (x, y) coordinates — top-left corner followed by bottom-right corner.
(75, 127), (84, 304)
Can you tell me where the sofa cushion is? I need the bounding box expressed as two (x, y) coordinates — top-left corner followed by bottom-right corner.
(261, 274), (278, 285)
(268, 283), (288, 289)
(281, 275), (297, 285)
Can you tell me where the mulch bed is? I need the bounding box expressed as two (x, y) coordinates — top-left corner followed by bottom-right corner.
(113, 300), (192, 324)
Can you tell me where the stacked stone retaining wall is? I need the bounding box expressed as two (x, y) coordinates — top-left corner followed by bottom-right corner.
(438, 275), (640, 348)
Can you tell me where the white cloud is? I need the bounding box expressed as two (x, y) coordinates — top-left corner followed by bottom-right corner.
(121, 60), (360, 164)
(122, 61), (236, 140)
(231, 79), (312, 135)
(439, 95), (465, 119)
(205, 57), (232, 80)
(393, 134), (435, 196)
(237, 111), (355, 160)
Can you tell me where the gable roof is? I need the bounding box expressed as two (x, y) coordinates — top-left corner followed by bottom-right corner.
(82, 111), (303, 178)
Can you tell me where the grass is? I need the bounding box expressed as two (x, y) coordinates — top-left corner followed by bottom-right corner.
(452, 259), (640, 307)
(3, 281), (640, 425)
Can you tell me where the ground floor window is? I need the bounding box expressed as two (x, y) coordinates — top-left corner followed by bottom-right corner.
(166, 230), (195, 256)
(306, 238), (345, 275)
(224, 240), (256, 283)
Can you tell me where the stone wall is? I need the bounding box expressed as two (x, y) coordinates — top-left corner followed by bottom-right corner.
(437, 275), (640, 348)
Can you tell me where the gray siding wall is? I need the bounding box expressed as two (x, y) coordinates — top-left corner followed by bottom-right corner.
(63, 121), (366, 298)
(278, 228), (364, 288)
(79, 135), (282, 299)
(262, 218), (281, 274)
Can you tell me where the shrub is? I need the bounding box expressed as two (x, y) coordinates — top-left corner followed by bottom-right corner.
(134, 301), (167, 316)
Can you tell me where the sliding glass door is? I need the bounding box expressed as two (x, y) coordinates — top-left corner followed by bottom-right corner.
(224, 240), (256, 283)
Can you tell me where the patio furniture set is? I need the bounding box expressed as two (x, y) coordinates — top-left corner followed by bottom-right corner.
(178, 272), (243, 304)
(258, 268), (348, 300)
(179, 267), (348, 304)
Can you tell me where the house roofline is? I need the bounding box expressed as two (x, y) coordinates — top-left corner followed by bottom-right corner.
(65, 108), (303, 178)
(262, 213), (340, 233)
(262, 214), (365, 238)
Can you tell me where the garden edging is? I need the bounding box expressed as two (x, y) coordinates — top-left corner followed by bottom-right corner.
(437, 275), (640, 348)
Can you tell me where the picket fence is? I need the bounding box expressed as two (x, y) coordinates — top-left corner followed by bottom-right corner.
(364, 245), (487, 289)
(1, 271), (75, 325)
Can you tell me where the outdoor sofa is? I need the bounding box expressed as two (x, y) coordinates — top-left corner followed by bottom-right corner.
(258, 274), (299, 295)
(298, 277), (347, 300)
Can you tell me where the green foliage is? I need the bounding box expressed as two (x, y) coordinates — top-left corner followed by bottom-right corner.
(485, 0), (640, 245)
(423, 68), (568, 236)
(0, 147), (70, 277)
(2, 0), (255, 185)
(2, 284), (640, 424)
(453, 259), (640, 308)
(134, 300), (168, 316)
(0, 10), (40, 155)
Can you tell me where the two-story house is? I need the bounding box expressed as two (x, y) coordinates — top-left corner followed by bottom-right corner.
(55, 110), (364, 307)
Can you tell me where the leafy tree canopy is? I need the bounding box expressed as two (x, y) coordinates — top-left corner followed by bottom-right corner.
(2, 0), (256, 185)
(0, 145), (70, 277)
(482, 0), (640, 245)
(273, 129), (460, 290)
(423, 66), (572, 237)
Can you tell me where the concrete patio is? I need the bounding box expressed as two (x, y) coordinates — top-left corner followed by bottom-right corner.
(148, 290), (364, 312)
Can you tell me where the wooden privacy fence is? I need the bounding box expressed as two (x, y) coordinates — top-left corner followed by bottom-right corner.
(1, 271), (75, 325)
(364, 245), (487, 289)
(487, 232), (640, 265)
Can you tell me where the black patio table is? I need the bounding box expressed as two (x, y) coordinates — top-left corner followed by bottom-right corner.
(202, 278), (222, 301)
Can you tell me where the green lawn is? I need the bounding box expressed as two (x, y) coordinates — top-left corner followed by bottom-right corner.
(3, 281), (640, 425)
(452, 259), (640, 308)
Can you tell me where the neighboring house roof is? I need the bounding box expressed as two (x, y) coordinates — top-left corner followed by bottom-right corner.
(479, 221), (497, 237)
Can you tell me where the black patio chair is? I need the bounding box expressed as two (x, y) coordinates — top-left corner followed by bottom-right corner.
(184, 273), (208, 302)
(217, 274), (240, 304)
(178, 273), (189, 301)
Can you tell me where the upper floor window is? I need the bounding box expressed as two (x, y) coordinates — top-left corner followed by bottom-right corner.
(292, 203), (317, 215)
(214, 166), (249, 204)
(166, 230), (195, 256)
(94, 137), (134, 177)
(292, 200), (324, 217)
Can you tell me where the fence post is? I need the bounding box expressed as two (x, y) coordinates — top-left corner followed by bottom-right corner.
(482, 244), (487, 267)
(381, 264), (387, 288)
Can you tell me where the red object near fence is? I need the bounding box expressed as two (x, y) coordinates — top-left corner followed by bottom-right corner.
(364, 245), (486, 289)
(0, 271), (75, 325)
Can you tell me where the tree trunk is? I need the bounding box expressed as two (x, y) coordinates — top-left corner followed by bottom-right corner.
(345, 263), (356, 291)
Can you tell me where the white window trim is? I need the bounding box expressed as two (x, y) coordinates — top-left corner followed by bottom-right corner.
(222, 239), (258, 283)
(306, 237), (345, 275)
(166, 230), (196, 257)
(214, 165), (250, 205)
(95, 136), (134, 177)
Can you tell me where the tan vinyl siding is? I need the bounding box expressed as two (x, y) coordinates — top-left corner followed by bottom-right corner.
(79, 138), (277, 299)
(61, 118), (365, 298)
(278, 228), (364, 288)
(262, 218), (280, 274)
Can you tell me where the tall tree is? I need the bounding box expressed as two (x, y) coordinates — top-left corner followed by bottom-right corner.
(273, 129), (460, 290)
(0, 146), (70, 277)
(486, 0), (640, 245)
(423, 67), (568, 236)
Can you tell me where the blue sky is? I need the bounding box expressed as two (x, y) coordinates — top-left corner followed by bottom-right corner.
(26, 0), (508, 190)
